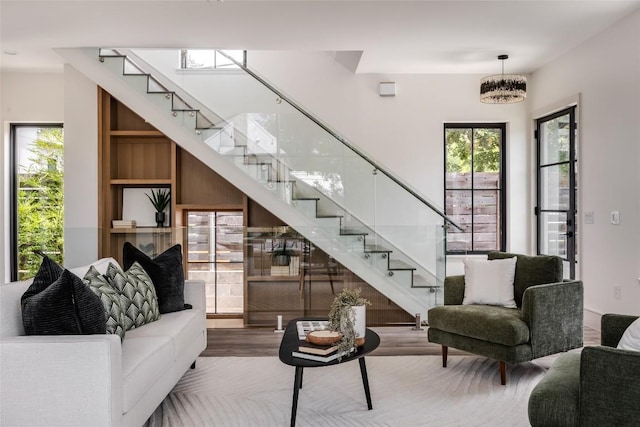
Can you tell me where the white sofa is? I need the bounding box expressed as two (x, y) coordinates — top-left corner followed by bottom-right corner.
(0, 258), (207, 427)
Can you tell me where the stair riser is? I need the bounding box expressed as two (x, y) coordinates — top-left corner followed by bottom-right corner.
(313, 217), (341, 235)
(291, 199), (318, 219)
(242, 164), (274, 183)
(170, 110), (198, 130)
(386, 269), (414, 289)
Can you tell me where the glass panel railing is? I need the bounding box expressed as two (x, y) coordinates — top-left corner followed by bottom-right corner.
(101, 48), (462, 292)
(57, 226), (439, 325)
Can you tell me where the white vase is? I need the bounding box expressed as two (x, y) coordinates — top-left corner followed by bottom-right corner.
(351, 304), (366, 346)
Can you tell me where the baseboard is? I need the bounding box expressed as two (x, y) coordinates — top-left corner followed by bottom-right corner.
(584, 307), (602, 332)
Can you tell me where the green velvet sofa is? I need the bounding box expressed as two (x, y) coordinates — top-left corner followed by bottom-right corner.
(529, 314), (640, 426)
(427, 251), (584, 385)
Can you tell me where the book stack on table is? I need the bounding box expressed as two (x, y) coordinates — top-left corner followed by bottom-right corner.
(293, 320), (348, 362)
(292, 343), (345, 362)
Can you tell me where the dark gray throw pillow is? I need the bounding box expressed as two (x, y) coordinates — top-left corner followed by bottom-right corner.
(123, 242), (186, 314)
(83, 266), (127, 340)
(21, 256), (106, 336)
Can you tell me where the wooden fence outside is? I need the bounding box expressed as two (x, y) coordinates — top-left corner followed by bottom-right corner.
(445, 172), (500, 252)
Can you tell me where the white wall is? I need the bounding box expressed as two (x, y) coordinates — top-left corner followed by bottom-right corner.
(62, 65), (99, 268)
(0, 71), (64, 282)
(531, 10), (640, 320)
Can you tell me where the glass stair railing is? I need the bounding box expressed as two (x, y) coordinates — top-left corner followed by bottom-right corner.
(96, 48), (463, 318)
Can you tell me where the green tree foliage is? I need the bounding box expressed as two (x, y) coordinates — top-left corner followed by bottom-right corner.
(446, 128), (501, 173)
(18, 128), (64, 279)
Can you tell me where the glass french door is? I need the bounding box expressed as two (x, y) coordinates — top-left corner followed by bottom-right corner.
(186, 211), (244, 314)
(536, 107), (577, 279)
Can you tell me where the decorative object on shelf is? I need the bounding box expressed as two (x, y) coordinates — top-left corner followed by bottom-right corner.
(270, 232), (297, 274)
(145, 188), (171, 227)
(480, 54), (526, 104)
(112, 219), (136, 229)
(328, 288), (371, 356)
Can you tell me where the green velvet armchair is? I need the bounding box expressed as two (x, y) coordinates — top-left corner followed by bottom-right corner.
(427, 251), (584, 385)
(529, 314), (640, 426)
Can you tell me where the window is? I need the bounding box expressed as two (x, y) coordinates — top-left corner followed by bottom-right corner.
(179, 49), (246, 70)
(10, 124), (64, 280)
(444, 123), (506, 254)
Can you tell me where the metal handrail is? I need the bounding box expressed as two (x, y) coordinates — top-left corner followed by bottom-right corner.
(216, 50), (463, 231)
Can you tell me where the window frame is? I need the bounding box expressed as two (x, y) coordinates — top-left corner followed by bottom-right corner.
(443, 122), (507, 255)
(179, 49), (247, 70)
(10, 123), (64, 281)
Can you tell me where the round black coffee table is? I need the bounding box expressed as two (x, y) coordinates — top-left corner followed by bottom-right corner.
(278, 317), (380, 427)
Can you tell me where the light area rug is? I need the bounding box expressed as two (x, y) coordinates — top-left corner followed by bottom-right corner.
(146, 355), (547, 427)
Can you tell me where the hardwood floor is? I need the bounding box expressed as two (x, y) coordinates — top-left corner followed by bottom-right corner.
(202, 325), (600, 357)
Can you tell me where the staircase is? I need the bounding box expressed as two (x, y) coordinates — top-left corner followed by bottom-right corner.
(57, 47), (461, 321)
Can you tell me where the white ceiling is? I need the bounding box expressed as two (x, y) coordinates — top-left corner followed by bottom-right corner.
(1, 0), (639, 74)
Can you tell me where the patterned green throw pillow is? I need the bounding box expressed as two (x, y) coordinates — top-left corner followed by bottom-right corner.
(106, 261), (160, 331)
(83, 265), (126, 340)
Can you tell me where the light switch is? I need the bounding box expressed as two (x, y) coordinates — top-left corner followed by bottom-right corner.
(611, 211), (620, 225)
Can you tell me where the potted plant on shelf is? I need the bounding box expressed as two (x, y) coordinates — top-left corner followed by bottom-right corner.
(328, 288), (371, 356)
(145, 188), (170, 227)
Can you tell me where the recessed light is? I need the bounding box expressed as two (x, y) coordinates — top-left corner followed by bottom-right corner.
(3, 50), (18, 56)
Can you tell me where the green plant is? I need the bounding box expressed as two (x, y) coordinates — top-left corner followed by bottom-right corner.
(328, 288), (371, 356)
(146, 188), (171, 212)
(17, 127), (64, 279)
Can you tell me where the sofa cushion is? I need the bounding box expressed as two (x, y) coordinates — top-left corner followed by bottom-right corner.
(123, 242), (186, 314)
(1, 280), (32, 337)
(488, 251), (563, 307)
(528, 352), (580, 427)
(83, 266), (127, 340)
(106, 262), (160, 331)
(618, 317), (640, 351)
(21, 256), (106, 336)
(121, 336), (174, 413)
(462, 257), (517, 308)
(126, 308), (201, 360)
(68, 257), (121, 280)
(428, 304), (529, 346)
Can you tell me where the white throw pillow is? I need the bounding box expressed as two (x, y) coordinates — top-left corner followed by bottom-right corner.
(617, 318), (640, 351)
(462, 257), (517, 308)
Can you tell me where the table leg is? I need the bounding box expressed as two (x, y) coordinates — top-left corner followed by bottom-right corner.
(359, 357), (373, 410)
(290, 366), (303, 427)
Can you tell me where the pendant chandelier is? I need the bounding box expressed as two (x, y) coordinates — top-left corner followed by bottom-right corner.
(480, 54), (526, 104)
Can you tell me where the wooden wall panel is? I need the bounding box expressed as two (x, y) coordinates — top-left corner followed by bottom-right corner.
(177, 149), (243, 205)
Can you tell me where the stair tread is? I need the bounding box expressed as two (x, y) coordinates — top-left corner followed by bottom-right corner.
(316, 214), (343, 218)
(364, 245), (392, 253)
(266, 180), (296, 185)
(293, 197), (320, 201)
(340, 228), (368, 235)
(388, 260), (416, 270)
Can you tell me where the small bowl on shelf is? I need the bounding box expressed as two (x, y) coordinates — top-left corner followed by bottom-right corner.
(306, 330), (342, 345)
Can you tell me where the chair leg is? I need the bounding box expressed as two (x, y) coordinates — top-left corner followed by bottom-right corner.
(442, 346), (448, 368)
(499, 361), (506, 385)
